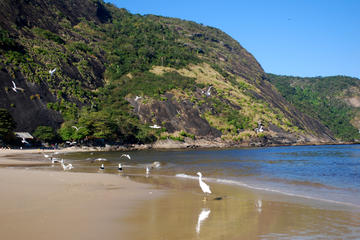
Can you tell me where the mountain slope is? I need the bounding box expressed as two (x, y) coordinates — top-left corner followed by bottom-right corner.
(268, 74), (360, 141)
(0, 0), (336, 145)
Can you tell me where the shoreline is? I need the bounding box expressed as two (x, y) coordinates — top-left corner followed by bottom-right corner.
(3, 137), (357, 155)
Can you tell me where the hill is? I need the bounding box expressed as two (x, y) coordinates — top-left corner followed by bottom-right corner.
(267, 74), (360, 141)
(0, 0), (336, 146)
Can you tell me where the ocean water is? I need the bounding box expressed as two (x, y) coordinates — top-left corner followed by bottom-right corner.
(60, 144), (360, 208)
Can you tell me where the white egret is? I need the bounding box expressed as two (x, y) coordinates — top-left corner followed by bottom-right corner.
(196, 208), (211, 234)
(49, 68), (56, 77)
(21, 137), (29, 144)
(146, 166), (150, 175)
(71, 126), (83, 131)
(11, 81), (23, 92)
(61, 160), (73, 171)
(196, 172), (211, 201)
(134, 96), (142, 101)
(51, 158), (61, 164)
(120, 154), (131, 160)
(205, 86), (213, 96)
(151, 161), (161, 168)
(255, 199), (262, 213)
(118, 163), (122, 171)
(100, 164), (104, 170)
(149, 124), (161, 129)
(95, 158), (107, 161)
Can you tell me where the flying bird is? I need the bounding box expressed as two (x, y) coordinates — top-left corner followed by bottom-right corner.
(120, 154), (131, 160)
(149, 124), (161, 129)
(11, 81), (24, 92)
(72, 126), (83, 131)
(21, 137), (29, 144)
(49, 68), (57, 77)
(205, 86), (213, 96)
(197, 172), (211, 201)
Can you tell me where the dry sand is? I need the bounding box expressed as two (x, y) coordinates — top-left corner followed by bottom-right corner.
(0, 149), (163, 240)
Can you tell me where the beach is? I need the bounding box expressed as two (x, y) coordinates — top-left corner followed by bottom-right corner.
(1, 148), (360, 239)
(0, 149), (163, 240)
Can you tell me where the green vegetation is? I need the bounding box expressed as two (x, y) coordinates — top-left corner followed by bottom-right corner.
(0, 108), (16, 142)
(267, 74), (360, 141)
(33, 126), (58, 143)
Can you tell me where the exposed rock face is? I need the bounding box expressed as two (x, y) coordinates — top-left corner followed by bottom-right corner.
(0, 69), (62, 132)
(128, 93), (221, 138)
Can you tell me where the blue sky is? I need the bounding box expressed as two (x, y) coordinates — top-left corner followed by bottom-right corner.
(106, 0), (360, 78)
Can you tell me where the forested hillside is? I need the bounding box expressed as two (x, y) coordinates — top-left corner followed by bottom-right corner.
(0, 0), (337, 146)
(268, 74), (360, 141)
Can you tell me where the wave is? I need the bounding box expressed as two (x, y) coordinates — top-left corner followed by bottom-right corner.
(175, 173), (360, 208)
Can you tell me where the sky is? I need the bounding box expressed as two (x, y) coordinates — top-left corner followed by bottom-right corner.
(106, 0), (360, 78)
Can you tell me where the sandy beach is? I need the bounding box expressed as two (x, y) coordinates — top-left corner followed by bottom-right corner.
(0, 149), (163, 240)
(1, 148), (360, 239)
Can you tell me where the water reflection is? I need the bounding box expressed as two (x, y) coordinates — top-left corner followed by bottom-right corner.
(196, 208), (211, 234)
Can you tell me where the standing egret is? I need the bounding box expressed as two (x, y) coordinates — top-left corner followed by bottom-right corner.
(61, 160), (73, 171)
(118, 163), (123, 171)
(146, 166), (150, 176)
(196, 172), (211, 201)
(256, 199), (262, 213)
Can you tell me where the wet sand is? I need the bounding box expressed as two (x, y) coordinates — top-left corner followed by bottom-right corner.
(0, 150), (163, 240)
(126, 176), (360, 239)
(1, 149), (360, 239)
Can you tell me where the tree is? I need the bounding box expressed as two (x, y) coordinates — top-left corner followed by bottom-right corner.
(0, 108), (16, 141)
(33, 126), (57, 143)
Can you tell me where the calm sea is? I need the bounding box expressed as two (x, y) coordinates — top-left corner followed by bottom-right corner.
(58, 144), (360, 208)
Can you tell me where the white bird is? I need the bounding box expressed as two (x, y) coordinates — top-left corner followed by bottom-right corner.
(146, 166), (150, 175)
(196, 172), (211, 201)
(255, 199), (262, 213)
(196, 208), (211, 234)
(51, 158), (61, 164)
(61, 160), (73, 171)
(149, 124), (161, 129)
(95, 158), (107, 161)
(120, 154), (131, 160)
(21, 137), (29, 144)
(134, 96), (142, 101)
(100, 164), (104, 170)
(151, 161), (161, 168)
(11, 81), (23, 92)
(205, 86), (213, 96)
(43, 153), (52, 158)
(118, 163), (122, 171)
(49, 68), (56, 77)
(72, 126), (83, 131)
